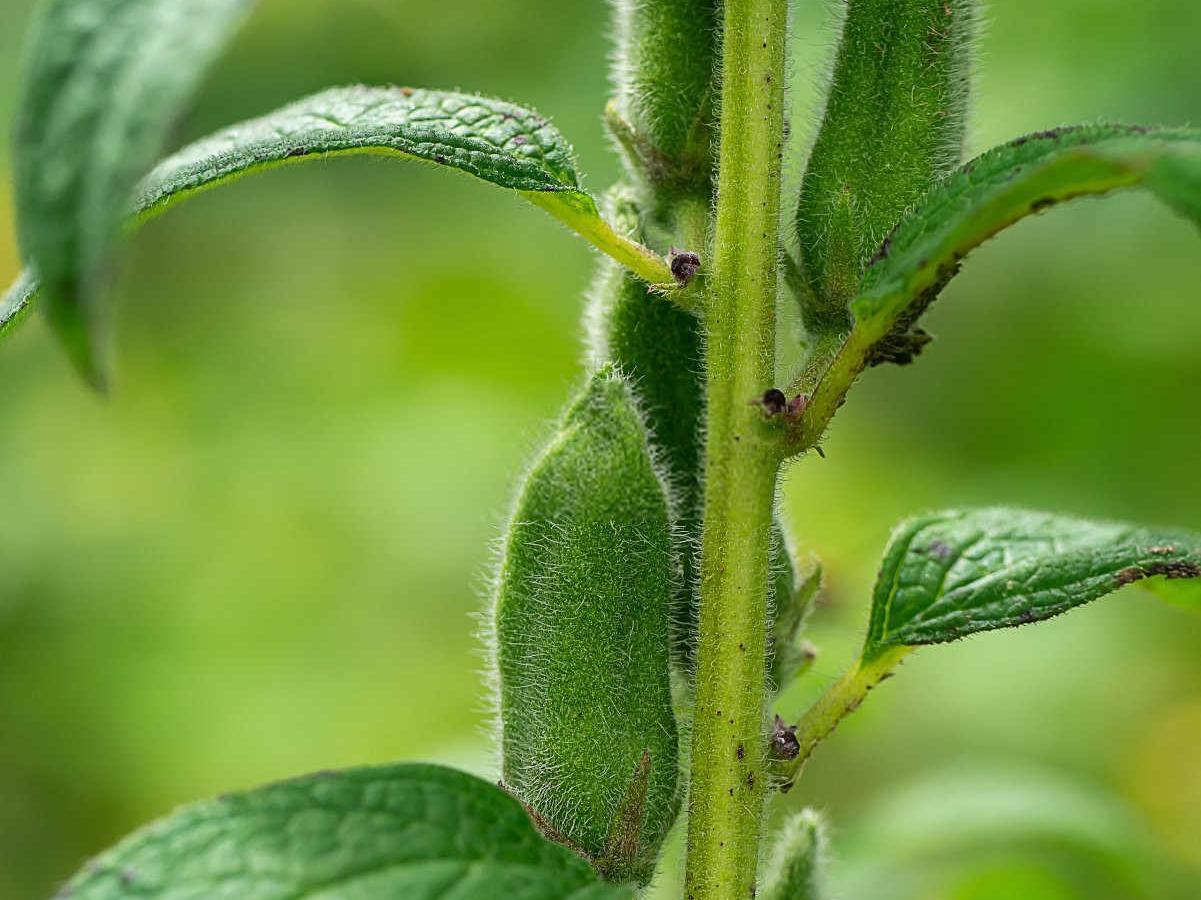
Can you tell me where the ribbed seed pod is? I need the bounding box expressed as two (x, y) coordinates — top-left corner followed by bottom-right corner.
(611, 0), (719, 193)
(494, 365), (680, 883)
(796, 0), (978, 328)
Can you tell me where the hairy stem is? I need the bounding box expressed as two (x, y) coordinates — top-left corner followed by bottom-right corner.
(684, 0), (788, 897)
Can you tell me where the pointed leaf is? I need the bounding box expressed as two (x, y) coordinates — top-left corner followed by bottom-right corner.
(3, 87), (674, 358)
(13, 0), (258, 385)
(56, 763), (634, 899)
(852, 125), (1201, 342)
(865, 507), (1201, 656)
(0, 271), (38, 342)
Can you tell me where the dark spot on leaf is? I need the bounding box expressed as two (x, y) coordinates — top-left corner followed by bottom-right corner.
(737, 744), (745, 760)
(1031, 197), (1056, 212)
(1117, 561), (1201, 586)
(1011, 126), (1079, 148)
(511, 134), (527, 146)
(928, 540), (953, 561)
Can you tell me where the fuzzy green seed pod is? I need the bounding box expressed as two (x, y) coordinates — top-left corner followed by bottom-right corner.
(760, 810), (830, 900)
(611, 0), (719, 193)
(588, 189), (705, 675)
(493, 365), (680, 883)
(796, 0), (978, 328)
(587, 197), (801, 682)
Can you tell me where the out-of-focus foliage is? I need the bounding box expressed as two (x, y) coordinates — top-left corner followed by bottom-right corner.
(0, 1), (1199, 898)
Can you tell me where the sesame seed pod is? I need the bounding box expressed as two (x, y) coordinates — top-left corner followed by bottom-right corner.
(795, 0), (979, 330)
(493, 365), (680, 884)
(587, 188), (705, 676)
(610, 0), (719, 197)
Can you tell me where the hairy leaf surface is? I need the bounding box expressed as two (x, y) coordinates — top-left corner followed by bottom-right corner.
(13, 0), (257, 384)
(56, 763), (632, 899)
(853, 126), (1201, 340)
(4, 86), (672, 364)
(865, 507), (1201, 655)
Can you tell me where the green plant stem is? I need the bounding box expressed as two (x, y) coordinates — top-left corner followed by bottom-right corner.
(684, 0), (788, 897)
(772, 646), (910, 789)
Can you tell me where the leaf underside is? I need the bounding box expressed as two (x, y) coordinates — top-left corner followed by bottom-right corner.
(853, 124), (1201, 338)
(4, 85), (598, 345)
(865, 507), (1201, 655)
(56, 763), (633, 900)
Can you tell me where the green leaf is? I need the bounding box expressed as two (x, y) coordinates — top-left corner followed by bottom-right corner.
(864, 507), (1201, 656)
(852, 125), (1201, 343)
(13, 0), (257, 387)
(0, 271), (38, 342)
(56, 763), (634, 900)
(4, 86), (675, 365)
(135, 86), (584, 208)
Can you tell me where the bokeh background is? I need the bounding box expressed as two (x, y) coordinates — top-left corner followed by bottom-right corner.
(1, 1), (1199, 897)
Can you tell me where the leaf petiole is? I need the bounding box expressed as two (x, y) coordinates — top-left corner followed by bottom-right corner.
(771, 645), (911, 790)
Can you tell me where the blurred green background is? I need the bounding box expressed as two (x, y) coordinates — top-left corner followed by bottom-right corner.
(1, 1), (1199, 897)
